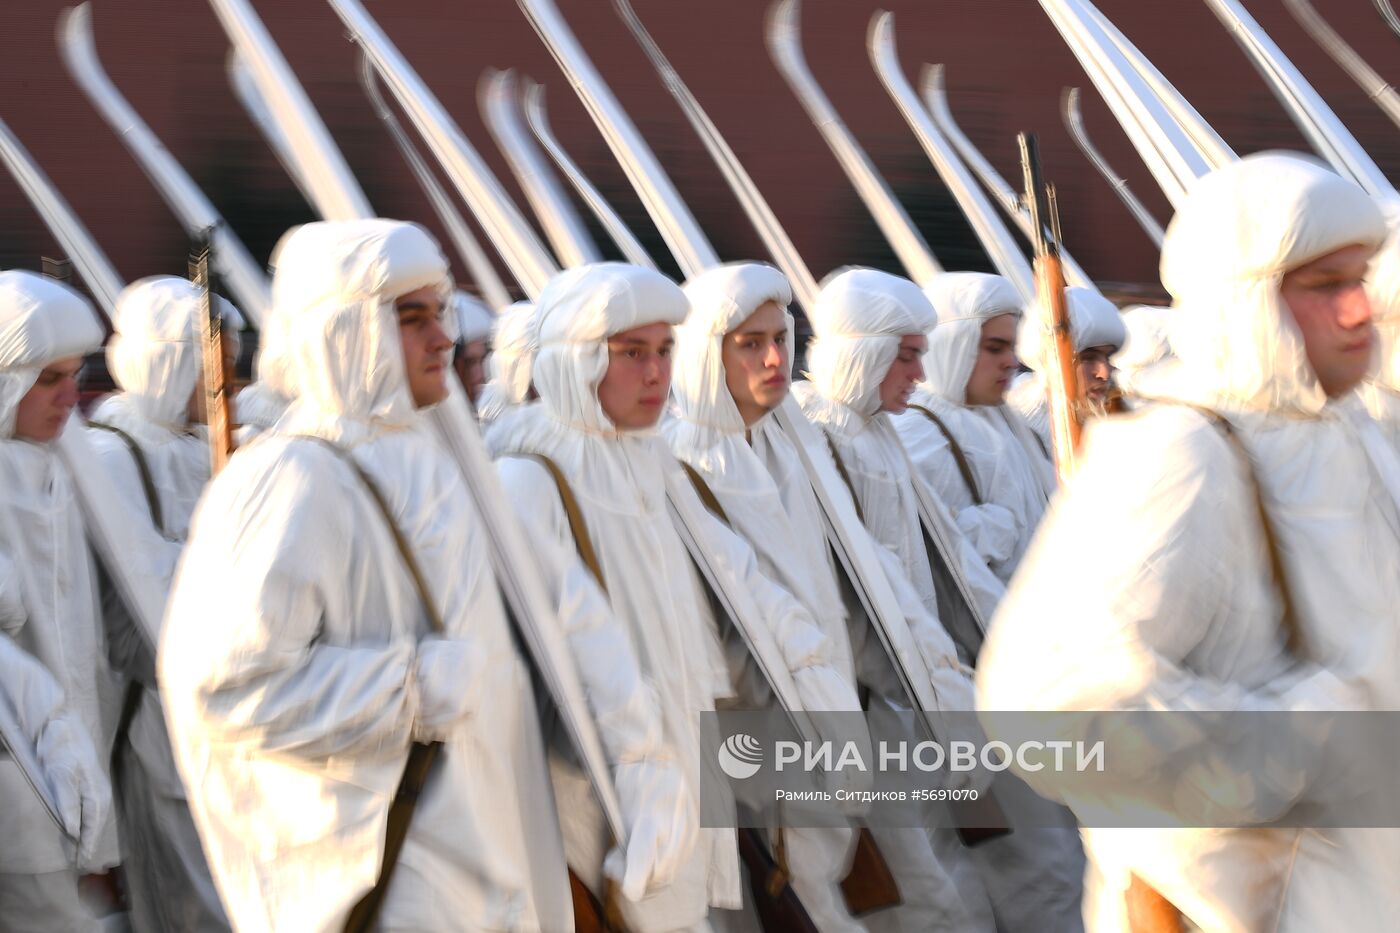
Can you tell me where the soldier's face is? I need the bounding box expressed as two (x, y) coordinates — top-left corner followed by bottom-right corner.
(1076, 345), (1117, 403)
(721, 301), (790, 428)
(1281, 243), (1376, 398)
(878, 334), (927, 414)
(964, 314), (1020, 407)
(599, 322), (674, 431)
(13, 356), (83, 443)
(453, 339), (491, 407)
(396, 286), (454, 409)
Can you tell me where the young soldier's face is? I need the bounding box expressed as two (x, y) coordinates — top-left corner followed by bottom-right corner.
(721, 301), (790, 428)
(1076, 345), (1117, 403)
(453, 339), (490, 407)
(878, 334), (927, 413)
(599, 321), (673, 431)
(13, 356), (83, 443)
(395, 286), (455, 408)
(963, 313), (1019, 407)
(1281, 243), (1376, 397)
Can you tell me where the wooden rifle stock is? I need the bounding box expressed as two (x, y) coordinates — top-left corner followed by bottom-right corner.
(839, 826), (901, 916)
(569, 868), (626, 933)
(1018, 133), (1083, 477)
(737, 826), (820, 933)
(190, 228), (236, 475)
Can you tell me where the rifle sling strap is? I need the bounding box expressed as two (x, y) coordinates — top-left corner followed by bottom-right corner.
(89, 422), (165, 535)
(680, 462), (732, 526)
(906, 405), (983, 506)
(1162, 405), (1303, 657)
(522, 454), (608, 594)
(89, 422), (164, 778)
(822, 434), (867, 525)
(289, 438), (444, 933)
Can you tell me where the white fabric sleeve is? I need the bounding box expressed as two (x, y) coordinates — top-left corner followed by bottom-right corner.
(0, 634), (113, 870)
(166, 458), (418, 763)
(977, 412), (1359, 824)
(410, 637), (488, 743)
(952, 502), (1019, 569)
(900, 414), (1020, 567)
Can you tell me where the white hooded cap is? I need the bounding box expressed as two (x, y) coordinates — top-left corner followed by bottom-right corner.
(453, 290), (495, 345)
(105, 276), (245, 430)
(804, 267), (936, 418)
(0, 271), (104, 439)
(921, 272), (1022, 406)
(1017, 287), (1126, 376)
(671, 262), (792, 470)
(1367, 231), (1400, 393)
(1161, 152), (1387, 413)
(532, 262), (688, 434)
(1113, 304), (1176, 396)
(487, 300), (540, 406)
(272, 219), (452, 445)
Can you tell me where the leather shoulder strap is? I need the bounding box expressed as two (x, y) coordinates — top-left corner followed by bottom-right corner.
(681, 461), (732, 526)
(907, 404), (983, 506)
(300, 437), (444, 635)
(823, 433), (867, 525)
(1172, 406), (1304, 658)
(521, 453), (608, 595)
(89, 422), (165, 534)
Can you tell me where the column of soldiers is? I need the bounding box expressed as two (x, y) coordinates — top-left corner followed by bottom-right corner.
(2, 149), (1398, 932)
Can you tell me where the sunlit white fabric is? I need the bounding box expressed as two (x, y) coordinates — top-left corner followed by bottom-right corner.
(162, 221), (685, 933)
(498, 262), (862, 931)
(980, 153), (1400, 932)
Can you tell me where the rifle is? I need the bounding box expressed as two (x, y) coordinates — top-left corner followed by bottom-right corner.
(189, 228), (236, 475)
(1019, 133), (1083, 477)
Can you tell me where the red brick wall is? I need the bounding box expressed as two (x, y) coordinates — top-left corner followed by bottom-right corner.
(3, 0), (1397, 307)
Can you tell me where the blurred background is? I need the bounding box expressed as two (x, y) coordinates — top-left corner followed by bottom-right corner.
(3, 0), (1397, 314)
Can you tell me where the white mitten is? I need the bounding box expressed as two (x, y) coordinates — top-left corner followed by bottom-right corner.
(411, 637), (485, 742)
(603, 758), (697, 902)
(35, 715), (111, 871)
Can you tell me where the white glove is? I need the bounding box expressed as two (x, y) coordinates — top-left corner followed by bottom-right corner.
(411, 637), (485, 742)
(603, 758), (697, 902)
(35, 715), (111, 871)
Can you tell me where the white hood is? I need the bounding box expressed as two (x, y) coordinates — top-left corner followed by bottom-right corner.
(670, 261), (793, 475)
(1367, 230), (1400, 394)
(803, 267), (936, 420)
(271, 219), (452, 447)
(1160, 152), (1387, 415)
(0, 272), (104, 438)
(103, 276), (244, 432)
(1016, 287), (1126, 376)
(530, 263), (687, 438)
(1113, 304), (1176, 397)
(452, 289), (494, 344)
(921, 272), (1022, 405)
(477, 300), (541, 430)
